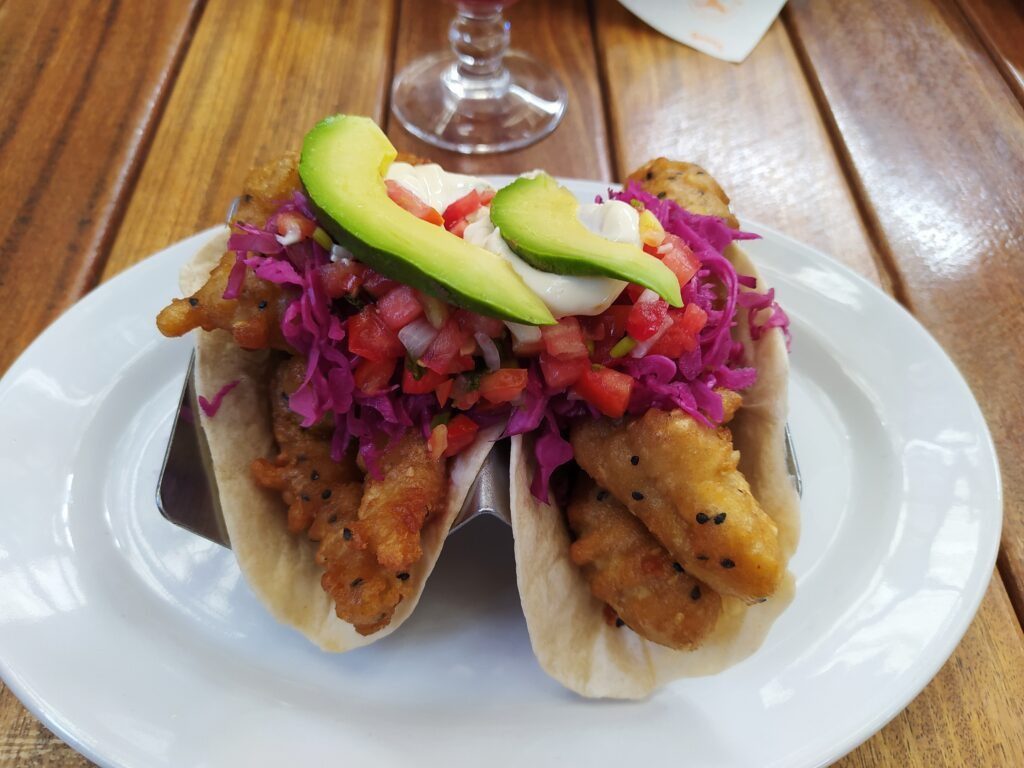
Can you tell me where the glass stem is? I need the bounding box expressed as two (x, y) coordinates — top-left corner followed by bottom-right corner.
(449, 4), (510, 92)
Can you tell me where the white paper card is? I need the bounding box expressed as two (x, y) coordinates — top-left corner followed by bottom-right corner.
(616, 0), (788, 63)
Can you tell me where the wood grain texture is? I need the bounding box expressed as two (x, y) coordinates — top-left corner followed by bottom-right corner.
(0, 681), (90, 768)
(101, 0), (398, 280)
(0, 0), (202, 372)
(785, 0), (1024, 622)
(387, 0), (611, 180)
(834, 575), (1024, 767)
(594, 0), (880, 282)
(956, 0), (1024, 105)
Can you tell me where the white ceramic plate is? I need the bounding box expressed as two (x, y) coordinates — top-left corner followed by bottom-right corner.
(0, 180), (1001, 768)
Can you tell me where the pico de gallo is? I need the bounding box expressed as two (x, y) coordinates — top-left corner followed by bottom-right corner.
(224, 175), (788, 500)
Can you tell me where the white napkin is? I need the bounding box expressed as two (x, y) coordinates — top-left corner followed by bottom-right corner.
(617, 0), (787, 63)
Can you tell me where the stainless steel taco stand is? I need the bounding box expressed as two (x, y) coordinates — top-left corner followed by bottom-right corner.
(157, 355), (799, 549)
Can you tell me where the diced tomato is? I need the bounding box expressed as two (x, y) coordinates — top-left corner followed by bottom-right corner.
(572, 365), (634, 419)
(442, 190), (484, 230)
(448, 354), (476, 374)
(385, 180), (444, 226)
(627, 297), (669, 341)
(275, 210), (317, 241)
(317, 260), (366, 298)
(347, 307), (404, 361)
(443, 414), (480, 458)
(421, 317), (467, 374)
(479, 190), (495, 206)
(456, 309), (505, 339)
(402, 366), (448, 395)
(448, 218), (470, 238)
(362, 269), (399, 298)
(354, 357), (397, 394)
(541, 317), (588, 360)
(451, 375), (482, 410)
(435, 377), (454, 407)
(376, 285), (423, 331)
(599, 305), (632, 339)
(427, 423), (448, 461)
(625, 284), (646, 303)
(659, 234), (701, 287)
(479, 368), (529, 404)
(539, 352), (588, 389)
(648, 304), (709, 357)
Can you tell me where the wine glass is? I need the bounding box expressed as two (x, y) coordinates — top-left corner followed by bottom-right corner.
(391, 0), (568, 154)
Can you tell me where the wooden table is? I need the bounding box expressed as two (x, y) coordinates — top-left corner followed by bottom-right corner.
(1, 0), (1022, 765)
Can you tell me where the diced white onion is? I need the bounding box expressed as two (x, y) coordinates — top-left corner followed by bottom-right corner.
(475, 332), (501, 371)
(637, 288), (660, 304)
(330, 245), (353, 263)
(505, 321), (542, 345)
(398, 319), (439, 360)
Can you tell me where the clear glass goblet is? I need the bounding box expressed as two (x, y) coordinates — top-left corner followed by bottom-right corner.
(391, 0), (568, 154)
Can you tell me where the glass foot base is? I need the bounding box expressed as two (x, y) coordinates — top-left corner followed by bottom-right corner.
(391, 50), (568, 155)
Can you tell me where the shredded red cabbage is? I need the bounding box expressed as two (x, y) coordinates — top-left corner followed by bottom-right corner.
(198, 380), (239, 418)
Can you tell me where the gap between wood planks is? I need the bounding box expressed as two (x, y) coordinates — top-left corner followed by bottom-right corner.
(78, 0), (210, 298)
(951, 0), (1024, 108)
(781, 4), (1024, 633)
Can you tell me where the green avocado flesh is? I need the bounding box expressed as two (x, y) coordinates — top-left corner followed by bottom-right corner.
(489, 173), (683, 307)
(298, 116), (555, 326)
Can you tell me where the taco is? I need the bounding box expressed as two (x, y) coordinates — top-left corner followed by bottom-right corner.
(507, 160), (799, 698)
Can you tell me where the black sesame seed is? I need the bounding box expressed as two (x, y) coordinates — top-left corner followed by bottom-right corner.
(757, 598), (768, 604)
(615, 618), (625, 628)
(350, 578), (363, 587)
(690, 585), (702, 600)
(596, 490), (609, 502)
(631, 491), (644, 501)
(311, 470), (320, 481)
(696, 512), (710, 524)
(396, 572), (410, 581)
(721, 558), (735, 569)
(258, 300), (268, 310)
(342, 527), (352, 540)
(188, 297), (199, 307)
(300, 494), (310, 502)
(713, 512), (727, 525)
(672, 562), (684, 573)
(321, 489), (332, 500)
(645, 170), (654, 180)
(630, 455), (639, 466)
(327, 513), (338, 524)
(697, 554), (709, 561)
(656, 191), (667, 199)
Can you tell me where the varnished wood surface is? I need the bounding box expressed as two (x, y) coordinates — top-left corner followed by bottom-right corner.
(1, 1), (1022, 765)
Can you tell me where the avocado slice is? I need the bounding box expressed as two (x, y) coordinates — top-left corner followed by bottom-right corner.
(490, 173), (683, 307)
(299, 116), (555, 325)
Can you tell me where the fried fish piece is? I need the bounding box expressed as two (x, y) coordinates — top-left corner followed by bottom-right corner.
(156, 153), (301, 349)
(250, 356), (413, 634)
(350, 432), (449, 572)
(567, 475), (722, 650)
(571, 401), (782, 604)
(627, 158), (739, 228)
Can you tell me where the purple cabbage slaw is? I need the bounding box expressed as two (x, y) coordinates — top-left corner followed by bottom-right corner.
(222, 183), (789, 499)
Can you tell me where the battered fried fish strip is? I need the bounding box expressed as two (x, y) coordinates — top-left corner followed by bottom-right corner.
(627, 158), (739, 228)
(251, 357), (414, 634)
(350, 433), (448, 572)
(567, 476), (722, 650)
(155, 153), (301, 350)
(571, 399), (782, 604)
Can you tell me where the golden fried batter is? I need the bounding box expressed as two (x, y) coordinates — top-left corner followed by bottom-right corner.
(627, 158), (739, 228)
(156, 153), (301, 350)
(351, 432), (448, 572)
(571, 404), (782, 604)
(567, 476), (722, 650)
(251, 356), (415, 634)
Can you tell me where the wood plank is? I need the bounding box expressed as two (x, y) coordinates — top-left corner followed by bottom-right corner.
(784, 0), (1024, 620)
(594, 0), (880, 281)
(101, 0), (398, 280)
(0, 679), (90, 767)
(955, 0), (1024, 106)
(835, 574), (1024, 767)
(0, 0), (202, 372)
(387, 0), (611, 180)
